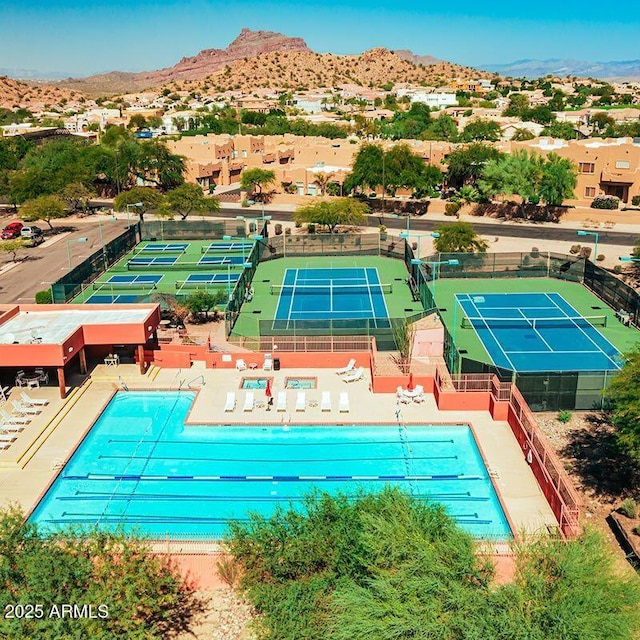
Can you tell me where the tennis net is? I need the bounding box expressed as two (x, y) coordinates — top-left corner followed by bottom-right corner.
(460, 315), (608, 330)
(270, 283), (393, 296)
(92, 282), (158, 291)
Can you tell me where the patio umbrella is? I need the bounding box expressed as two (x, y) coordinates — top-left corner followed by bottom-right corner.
(265, 379), (272, 399)
(407, 372), (414, 391)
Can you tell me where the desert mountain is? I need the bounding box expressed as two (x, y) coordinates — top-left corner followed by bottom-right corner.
(172, 46), (487, 94)
(0, 76), (77, 110)
(57, 28), (312, 96)
(482, 58), (640, 80)
(53, 29), (489, 97)
(395, 50), (442, 67)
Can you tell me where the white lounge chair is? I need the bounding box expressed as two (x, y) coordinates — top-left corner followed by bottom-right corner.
(412, 385), (425, 403)
(263, 354), (273, 371)
(321, 391), (332, 412)
(0, 409), (30, 425)
(0, 433), (16, 444)
(243, 391), (255, 412)
(342, 367), (364, 383)
(335, 358), (356, 375)
(339, 392), (350, 413)
(397, 386), (411, 404)
(224, 392), (236, 412)
(20, 391), (48, 406)
(295, 391), (306, 411)
(0, 423), (23, 433)
(12, 401), (41, 416)
(276, 391), (287, 412)
(236, 359), (247, 371)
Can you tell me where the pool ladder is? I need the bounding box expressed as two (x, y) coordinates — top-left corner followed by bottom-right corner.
(187, 375), (206, 388)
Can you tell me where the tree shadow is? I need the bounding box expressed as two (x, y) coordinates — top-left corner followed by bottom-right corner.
(561, 411), (640, 500)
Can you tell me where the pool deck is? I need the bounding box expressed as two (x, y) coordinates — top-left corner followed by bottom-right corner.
(0, 363), (558, 542)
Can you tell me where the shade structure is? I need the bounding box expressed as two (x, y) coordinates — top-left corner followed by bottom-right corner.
(265, 378), (272, 398)
(407, 373), (414, 391)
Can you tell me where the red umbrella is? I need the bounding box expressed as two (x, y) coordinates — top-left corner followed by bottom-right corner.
(407, 373), (414, 391)
(265, 379), (272, 398)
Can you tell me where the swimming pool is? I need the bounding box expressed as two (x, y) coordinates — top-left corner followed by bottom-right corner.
(29, 392), (512, 539)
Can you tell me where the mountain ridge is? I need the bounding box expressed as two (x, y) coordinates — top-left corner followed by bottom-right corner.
(481, 58), (640, 80)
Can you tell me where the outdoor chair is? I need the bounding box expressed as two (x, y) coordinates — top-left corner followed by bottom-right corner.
(321, 391), (332, 412)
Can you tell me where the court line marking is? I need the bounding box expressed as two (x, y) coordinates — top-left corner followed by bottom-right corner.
(516, 308), (554, 352)
(543, 292), (621, 370)
(363, 268), (377, 329)
(285, 268), (299, 331)
(371, 267), (391, 328)
(463, 294), (517, 371)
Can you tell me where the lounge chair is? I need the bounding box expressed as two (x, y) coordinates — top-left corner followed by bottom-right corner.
(397, 386), (411, 404)
(295, 391), (306, 411)
(412, 385), (425, 403)
(339, 392), (350, 413)
(243, 391), (255, 412)
(276, 391), (287, 412)
(342, 367), (364, 383)
(0, 409), (30, 425)
(0, 423), (23, 433)
(21, 391), (48, 406)
(12, 401), (41, 416)
(321, 391), (332, 412)
(335, 358), (356, 375)
(263, 354), (273, 371)
(0, 433), (16, 444)
(236, 359), (247, 371)
(224, 392), (236, 412)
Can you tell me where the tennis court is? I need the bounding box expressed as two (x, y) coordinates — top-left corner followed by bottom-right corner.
(203, 241), (253, 253)
(457, 292), (623, 372)
(273, 267), (390, 328)
(198, 255), (248, 266)
(139, 243), (189, 253)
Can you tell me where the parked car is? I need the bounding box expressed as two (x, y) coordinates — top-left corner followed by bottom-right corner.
(1, 221), (23, 239)
(21, 225), (44, 246)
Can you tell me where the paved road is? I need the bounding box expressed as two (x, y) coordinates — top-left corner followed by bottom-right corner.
(218, 207), (640, 246)
(0, 219), (131, 304)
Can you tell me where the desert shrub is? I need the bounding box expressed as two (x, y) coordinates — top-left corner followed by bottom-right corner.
(35, 289), (52, 304)
(557, 410), (572, 424)
(632, 195), (640, 207)
(634, 524), (640, 536)
(597, 254), (605, 262)
(241, 199), (251, 208)
(619, 498), (638, 518)
(580, 246), (592, 259)
(307, 223), (316, 234)
(530, 247), (539, 258)
(445, 201), (461, 217)
(569, 244), (582, 254)
(591, 195), (619, 210)
(284, 227), (292, 235)
(274, 223), (283, 235)
(613, 264), (623, 274)
(216, 557), (240, 587)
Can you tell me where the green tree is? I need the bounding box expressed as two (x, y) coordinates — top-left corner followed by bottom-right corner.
(421, 113), (458, 141)
(539, 152), (577, 207)
(61, 182), (94, 213)
(511, 127), (535, 141)
(293, 198), (368, 233)
(127, 113), (148, 130)
(113, 186), (163, 221)
(344, 143), (384, 194)
(503, 92), (530, 117)
(184, 289), (228, 322)
(444, 143), (504, 189)
(19, 195), (68, 230)
(433, 221), (487, 252)
(461, 119), (501, 142)
(131, 140), (185, 191)
(240, 168), (276, 202)
(607, 345), (640, 459)
(0, 238), (26, 262)
(162, 183), (220, 220)
(0, 506), (205, 639)
(591, 112), (615, 133)
(526, 105), (556, 125)
(383, 144), (439, 196)
(540, 121), (579, 140)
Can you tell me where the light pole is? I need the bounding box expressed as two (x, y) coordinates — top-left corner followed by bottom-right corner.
(236, 215), (272, 237)
(125, 202), (144, 224)
(619, 256), (640, 263)
(66, 237), (88, 269)
(577, 230), (599, 262)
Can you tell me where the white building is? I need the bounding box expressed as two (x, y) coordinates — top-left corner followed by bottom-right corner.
(409, 92), (458, 109)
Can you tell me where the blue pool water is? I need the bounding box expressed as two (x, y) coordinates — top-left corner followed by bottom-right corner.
(241, 378), (271, 389)
(29, 392), (512, 539)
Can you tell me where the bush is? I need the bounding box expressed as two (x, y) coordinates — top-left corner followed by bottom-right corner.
(557, 410), (572, 424)
(284, 227), (292, 235)
(597, 254), (605, 262)
(634, 524), (640, 536)
(294, 219), (302, 228)
(307, 223), (316, 234)
(613, 264), (623, 274)
(241, 199), (251, 208)
(445, 201), (461, 217)
(591, 195), (619, 210)
(619, 498), (638, 518)
(580, 246), (592, 259)
(569, 244), (582, 254)
(35, 289), (52, 304)
(530, 247), (540, 258)
(632, 195), (640, 207)
(274, 223), (283, 235)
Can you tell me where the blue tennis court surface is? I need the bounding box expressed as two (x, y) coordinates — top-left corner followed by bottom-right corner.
(274, 268), (390, 326)
(204, 241), (253, 253)
(185, 273), (241, 284)
(198, 255), (247, 266)
(86, 294), (140, 304)
(128, 256), (177, 267)
(140, 243), (189, 253)
(457, 292), (622, 372)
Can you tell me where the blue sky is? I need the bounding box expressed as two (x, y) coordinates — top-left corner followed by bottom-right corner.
(1, 0), (638, 76)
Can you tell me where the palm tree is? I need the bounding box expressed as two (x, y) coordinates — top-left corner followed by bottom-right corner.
(312, 171), (335, 196)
